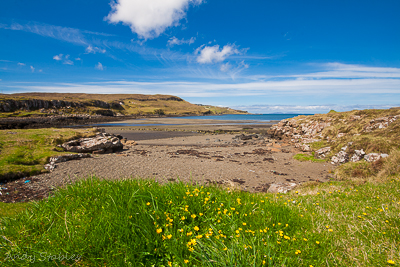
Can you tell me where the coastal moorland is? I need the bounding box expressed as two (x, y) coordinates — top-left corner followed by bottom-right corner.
(0, 93), (247, 118)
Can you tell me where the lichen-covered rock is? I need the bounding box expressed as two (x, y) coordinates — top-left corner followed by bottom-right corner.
(315, 147), (331, 158)
(268, 118), (330, 141)
(364, 153), (388, 162)
(350, 149), (365, 162)
(331, 151), (349, 164)
(267, 182), (297, 194)
(363, 116), (399, 132)
(61, 133), (123, 153)
(295, 143), (311, 152)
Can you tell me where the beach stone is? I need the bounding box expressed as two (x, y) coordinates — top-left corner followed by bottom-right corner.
(301, 144), (311, 152)
(61, 133), (123, 153)
(267, 183), (297, 194)
(45, 153), (91, 172)
(337, 133), (345, 138)
(315, 147), (331, 158)
(121, 139), (137, 147)
(49, 153), (91, 163)
(331, 151), (349, 164)
(350, 149), (366, 162)
(364, 153), (386, 162)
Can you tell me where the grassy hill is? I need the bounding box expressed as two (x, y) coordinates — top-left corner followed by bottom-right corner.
(0, 93), (248, 118)
(268, 108), (400, 180)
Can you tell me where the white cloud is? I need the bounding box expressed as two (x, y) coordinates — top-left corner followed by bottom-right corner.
(53, 54), (74, 65)
(5, 63), (400, 110)
(294, 62), (400, 79)
(75, 58), (82, 61)
(167, 36), (195, 46)
(231, 104), (400, 114)
(85, 45), (106, 54)
(30, 66), (35, 72)
(53, 54), (63, 61)
(220, 62), (231, 72)
(195, 44), (240, 64)
(95, 62), (104, 71)
(105, 0), (204, 39)
(17, 62), (26, 66)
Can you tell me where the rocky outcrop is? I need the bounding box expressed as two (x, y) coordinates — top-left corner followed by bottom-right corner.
(363, 116), (398, 132)
(0, 115), (129, 130)
(61, 133), (123, 153)
(0, 98), (120, 113)
(269, 119), (331, 140)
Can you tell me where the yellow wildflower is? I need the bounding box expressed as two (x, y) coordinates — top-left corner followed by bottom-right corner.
(156, 228), (162, 234)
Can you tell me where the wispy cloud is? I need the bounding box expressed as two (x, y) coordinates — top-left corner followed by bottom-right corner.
(53, 54), (63, 61)
(0, 21), (191, 64)
(0, 22), (88, 46)
(231, 104), (400, 114)
(3, 63), (400, 110)
(105, 0), (204, 39)
(95, 62), (104, 71)
(294, 62), (400, 79)
(167, 36), (196, 46)
(53, 54), (74, 65)
(85, 45), (106, 54)
(17, 62), (26, 66)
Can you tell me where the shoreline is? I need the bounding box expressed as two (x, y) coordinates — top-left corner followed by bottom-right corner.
(0, 119), (334, 203)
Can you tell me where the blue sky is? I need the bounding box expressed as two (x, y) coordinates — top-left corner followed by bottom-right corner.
(1, 0), (399, 114)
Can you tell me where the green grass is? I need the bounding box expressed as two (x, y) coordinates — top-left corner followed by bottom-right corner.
(0, 202), (30, 218)
(1, 177), (399, 266)
(0, 128), (95, 180)
(293, 153), (327, 163)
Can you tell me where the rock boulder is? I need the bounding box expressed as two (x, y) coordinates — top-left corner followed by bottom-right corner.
(61, 133), (123, 153)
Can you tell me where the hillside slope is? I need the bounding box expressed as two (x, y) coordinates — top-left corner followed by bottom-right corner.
(0, 93), (247, 117)
(268, 108), (400, 179)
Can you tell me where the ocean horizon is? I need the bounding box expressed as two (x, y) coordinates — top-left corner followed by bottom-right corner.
(174, 113), (312, 122)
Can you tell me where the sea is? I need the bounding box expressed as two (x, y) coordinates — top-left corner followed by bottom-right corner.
(89, 114), (310, 127)
(174, 114), (309, 122)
